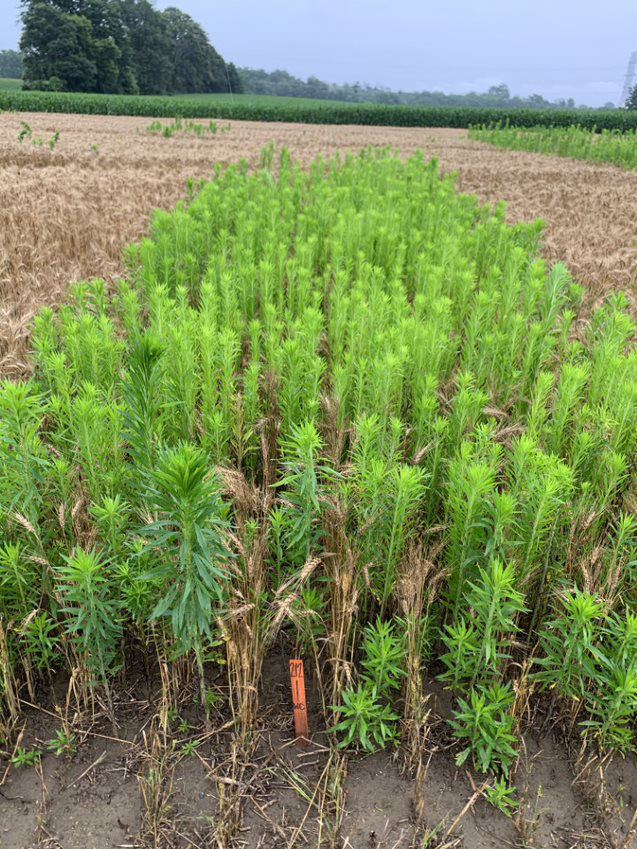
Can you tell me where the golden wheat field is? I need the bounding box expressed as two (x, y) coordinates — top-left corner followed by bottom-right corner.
(1, 112), (637, 379)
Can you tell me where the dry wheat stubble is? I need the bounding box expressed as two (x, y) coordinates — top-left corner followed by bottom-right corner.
(1, 112), (636, 377)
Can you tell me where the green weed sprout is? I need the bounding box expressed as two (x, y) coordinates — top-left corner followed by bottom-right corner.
(11, 747), (41, 768)
(451, 683), (518, 775)
(46, 730), (77, 758)
(329, 684), (399, 752)
(361, 618), (406, 697)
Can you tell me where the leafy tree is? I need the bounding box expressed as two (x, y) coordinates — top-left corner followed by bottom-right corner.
(21, 3), (98, 91)
(162, 6), (227, 93)
(306, 75), (331, 99)
(226, 62), (242, 94)
(75, 0), (137, 93)
(119, 0), (172, 95)
(0, 49), (23, 78)
(488, 83), (510, 100)
(20, 0), (136, 92)
(19, 0), (237, 95)
(626, 85), (637, 111)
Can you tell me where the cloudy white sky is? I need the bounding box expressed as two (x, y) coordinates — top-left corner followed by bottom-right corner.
(2, 0), (635, 106)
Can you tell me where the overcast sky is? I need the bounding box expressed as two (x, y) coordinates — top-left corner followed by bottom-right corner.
(2, 0), (635, 106)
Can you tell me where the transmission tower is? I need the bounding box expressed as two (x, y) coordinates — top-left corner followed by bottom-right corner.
(621, 51), (637, 105)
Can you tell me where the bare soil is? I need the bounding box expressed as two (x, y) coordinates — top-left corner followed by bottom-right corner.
(1, 651), (636, 848)
(1, 113), (637, 376)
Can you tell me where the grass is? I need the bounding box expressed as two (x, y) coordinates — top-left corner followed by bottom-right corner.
(1, 87), (637, 130)
(0, 77), (21, 91)
(470, 122), (637, 170)
(1, 148), (636, 823)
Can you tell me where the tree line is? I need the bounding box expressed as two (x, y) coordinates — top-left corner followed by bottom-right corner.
(16, 0), (242, 94)
(238, 68), (626, 111)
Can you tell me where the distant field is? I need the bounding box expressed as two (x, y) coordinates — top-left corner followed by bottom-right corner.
(178, 92), (357, 108)
(1, 87), (637, 130)
(0, 78), (21, 91)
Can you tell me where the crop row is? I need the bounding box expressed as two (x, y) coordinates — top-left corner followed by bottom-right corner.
(470, 123), (637, 170)
(1, 149), (636, 794)
(2, 88), (637, 130)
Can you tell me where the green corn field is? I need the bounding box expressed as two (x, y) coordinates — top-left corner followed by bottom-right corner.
(2, 88), (637, 130)
(1, 147), (637, 788)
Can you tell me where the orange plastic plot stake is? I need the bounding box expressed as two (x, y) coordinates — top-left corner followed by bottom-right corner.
(289, 659), (309, 746)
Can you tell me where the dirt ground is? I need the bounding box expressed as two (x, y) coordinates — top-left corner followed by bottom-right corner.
(2, 650), (637, 849)
(1, 112), (637, 377)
